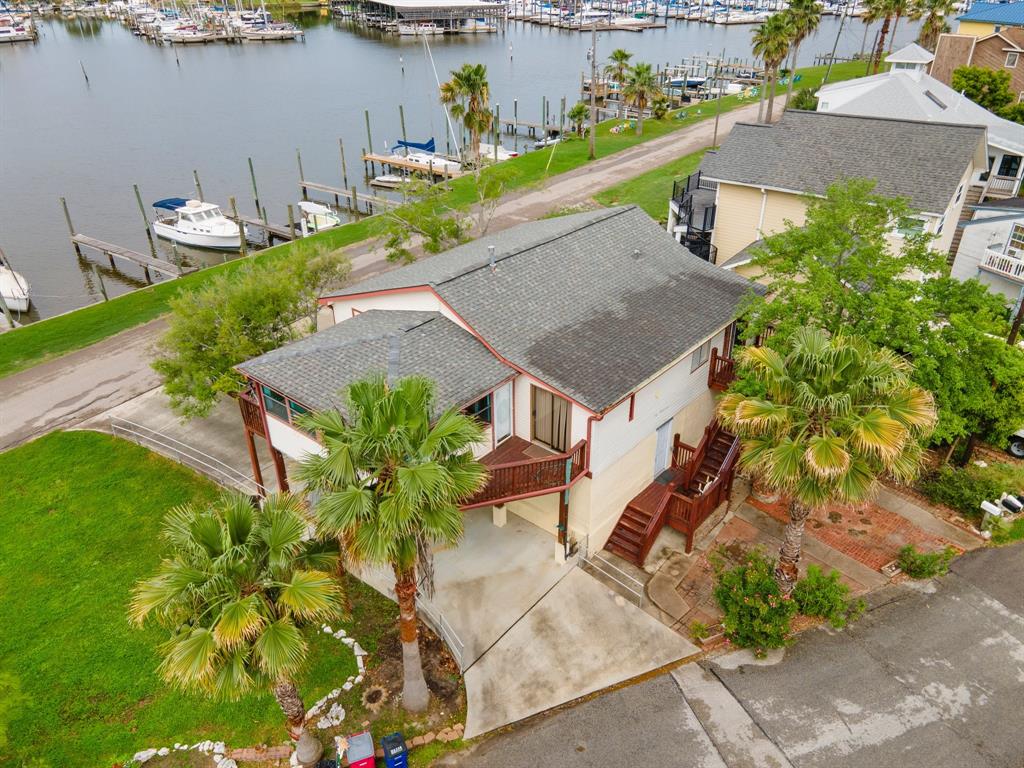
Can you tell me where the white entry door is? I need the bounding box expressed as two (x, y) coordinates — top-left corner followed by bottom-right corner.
(493, 381), (512, 444)
(654, 419), (673, 475)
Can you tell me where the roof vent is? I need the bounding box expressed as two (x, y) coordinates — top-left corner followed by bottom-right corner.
(488, 245), (496, 272)
(633, 248), (642, 259)
(924, 90), (947, 110)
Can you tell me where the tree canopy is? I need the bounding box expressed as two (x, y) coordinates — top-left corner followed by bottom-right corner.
(737, 178), (1024, 448)
(952, 66), (1015, 114)
(152, 245), (350, 419)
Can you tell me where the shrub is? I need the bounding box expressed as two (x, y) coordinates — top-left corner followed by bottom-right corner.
(792, 565), (865, 628)
(788, 88), (819, 111)
(918, 465), (1005, 521)
(688, 620), (710, 642)
(712, 549), (796, 657)
(897, 544), (957, 579)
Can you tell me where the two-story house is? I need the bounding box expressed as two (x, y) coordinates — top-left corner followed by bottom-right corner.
(817, 43), (1024, 201)
(235, 206), (758, 566)
(951, 198), (1024, 305)
(668, 110), (987, 271)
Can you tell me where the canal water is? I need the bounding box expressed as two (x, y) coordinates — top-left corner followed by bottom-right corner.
(0, 13), (921, 320)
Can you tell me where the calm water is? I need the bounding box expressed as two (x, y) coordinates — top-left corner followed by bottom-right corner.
(0, 12), (921, 320)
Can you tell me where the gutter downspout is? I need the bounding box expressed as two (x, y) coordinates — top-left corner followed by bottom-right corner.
(757, 187), (768, 234)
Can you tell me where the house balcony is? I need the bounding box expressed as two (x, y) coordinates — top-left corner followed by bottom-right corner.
(980, 247), (1024, 284)
(982, 174), (1021, 200)
(671, 171), (718, 264)
(707, 347), (736, 391)
(463, 436), (588, 509)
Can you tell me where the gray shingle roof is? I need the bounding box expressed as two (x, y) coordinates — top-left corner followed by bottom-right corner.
(326, 206), (758, 413)
(701, 110), (985, 214)
(237, 310), (514, 414)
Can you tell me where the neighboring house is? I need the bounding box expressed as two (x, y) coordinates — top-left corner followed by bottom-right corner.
(951, 1), (1024, 37)
(931, 27), (1024, 103)
(669, 110), (987, 270)
(951, 198), (1024, 304)
(818, 43), (1024, 200)
(235, 206), (759, 566)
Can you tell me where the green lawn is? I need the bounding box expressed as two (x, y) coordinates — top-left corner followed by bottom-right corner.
(595, 147), (708, 221)
(0, 61), (867, 380)
(0, 432), (455, 768)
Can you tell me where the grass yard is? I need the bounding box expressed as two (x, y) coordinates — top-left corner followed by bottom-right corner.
(0, 61), (867, 380)
(0, 432), (464, 768)
(594, 148), (708, 221)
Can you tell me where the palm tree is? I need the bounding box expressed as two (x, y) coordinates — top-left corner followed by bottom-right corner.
(130, 492), (343, 738)
(717, 328), (936, 594)
(440, 63), (492, 166)
(297, 374), (488, 712)
(650, 92), (671, 120)
(567, 101), (590, 136)
(916, 0), (954, 50)
(889, 0), (917, 54)
(604, 48), (633, 118)
(752, 14), (793, 123)
(622, 62), (659, 136)
(783, 0), (823, 106)
(864, 0), (900, 73)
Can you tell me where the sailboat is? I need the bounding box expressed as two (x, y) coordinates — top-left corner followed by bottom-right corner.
(0, 248), (30, 312)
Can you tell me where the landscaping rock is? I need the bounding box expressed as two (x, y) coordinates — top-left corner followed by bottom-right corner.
(132, 748), (158, 763)
(422, 732), (436, 745)
(411, 736), (425, 747)
(157, 747), (170, 756)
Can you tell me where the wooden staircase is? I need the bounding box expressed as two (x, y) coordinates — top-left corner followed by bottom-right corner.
(948, 185), (983, 265)
(604, 422), (739, 566)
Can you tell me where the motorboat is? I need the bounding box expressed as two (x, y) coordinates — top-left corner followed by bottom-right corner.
(0, 15), (36, 42)
(399, 151), (462, 175)
(0, 264), (30, 312)
(371, 174), (412, 189)
(297, 201), (343, 234)
(397, 22), (444, 35)
(533, 135), (561, 149)
(478, 142), (520, 162)
(151, 198), (245, 250)
(242, 22), (303, 40)
(461, 17), (497, 32)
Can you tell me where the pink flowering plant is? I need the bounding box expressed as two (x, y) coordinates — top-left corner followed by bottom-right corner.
(711, 547), (796, 657)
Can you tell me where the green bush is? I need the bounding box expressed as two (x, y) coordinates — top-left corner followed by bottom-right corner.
(712, 549), (796, 657)
(897, 544), (958, 579)
(688, 620), (710, 642)
(793, 565), (865, 628)
(918, 465), (1007, 521)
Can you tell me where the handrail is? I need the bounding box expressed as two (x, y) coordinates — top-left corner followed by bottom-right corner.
(463, 439), (587, 509)
(981, 248), (1024, 282)
(708, 347), (736, 390)
(672, 435), (696, 471)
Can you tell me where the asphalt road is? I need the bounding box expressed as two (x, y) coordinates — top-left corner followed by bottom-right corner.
(445, 543), (1024, 768)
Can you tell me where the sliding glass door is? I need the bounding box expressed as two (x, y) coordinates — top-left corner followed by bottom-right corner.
(532, 385), (571, 452)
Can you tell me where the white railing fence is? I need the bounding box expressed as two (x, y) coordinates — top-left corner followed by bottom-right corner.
(578, 547), (647, 608)
(981, 249), (1024, 283)
(109, 417), (265, 497)
(417, 598), (466, 673)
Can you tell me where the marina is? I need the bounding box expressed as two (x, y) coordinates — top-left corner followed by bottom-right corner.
(0, 10), (921, 323)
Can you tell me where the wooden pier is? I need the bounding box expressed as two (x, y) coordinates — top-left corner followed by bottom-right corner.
(299, 180), (400, 212)
(70, 234), (184, 281)
(226, 213), (300, 243)
(361, 153), (463, 180)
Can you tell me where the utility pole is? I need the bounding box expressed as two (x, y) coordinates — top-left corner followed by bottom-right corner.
(823, 9), (847, 85)
(588, 23), (598, 161)
(712, 48), (725, 148)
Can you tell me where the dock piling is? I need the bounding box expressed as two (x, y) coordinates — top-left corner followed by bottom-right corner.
(399, 104), (408, 147)
(229, 196), (248, 258)
(91, 264), (109, 301)
(133, 183), (158, 261)
(193, 170), (205, 202)
(61, 197), (83, 258)
(297, 148), (308, 200)
(351, 186), (359, 215)
(248, 157), (263, 221)
(287, 204), (296, 240)
(339, 138), (349, 189)
(364, 109), (374, 156)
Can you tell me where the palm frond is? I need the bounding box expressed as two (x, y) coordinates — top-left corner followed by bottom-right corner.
(252, 618), (307, 679)
(277, 570), (341, 621)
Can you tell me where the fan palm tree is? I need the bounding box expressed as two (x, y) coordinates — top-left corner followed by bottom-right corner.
(622, 62), (659, 135)
(864, 0), (901, 72)
(440, 63), (492, 166)
(717, 328), (936, 594)
(567, 101), (590, 136)
(297, 374), (488, 713)
(752, 14), (793, 123)
(889, 0), (917, 54)
(604, 48), (633, 117)
(130, 492), (343, 738)
(783, 0), (823, 105)
(916, 0), (954, 50)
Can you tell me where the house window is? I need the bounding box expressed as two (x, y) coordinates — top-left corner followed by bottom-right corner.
(464, 393), (493, 425)
(998, 153), (1022, 178)
(288, 399), (309, 423)
(261, 385), (289, 422)
(690, 339), (713, 372)
(1007, 223), (1024, 257)
(955, 184), (964, 204)
(1008, 51), (1020, 68)
(895, 217), (926, 239)
(936, 215), (946, 236)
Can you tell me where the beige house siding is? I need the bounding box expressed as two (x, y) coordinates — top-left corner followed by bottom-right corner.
(711, 183), (808, 263)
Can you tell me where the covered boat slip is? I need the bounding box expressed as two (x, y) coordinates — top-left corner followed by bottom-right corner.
(344, 0), (506, 28)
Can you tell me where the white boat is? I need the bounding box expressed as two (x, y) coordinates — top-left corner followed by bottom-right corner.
(397, 22), (444, 35)
(0, 15), (36, 42)
(371, 173), (412, 189)
(461, 17), (496, 32)
(533, 135), (561, 149)
(151, 198), (245, 250)
(478, 142), (520, 162)
(297, 201), (343, 233)
(242, 23), (303, 40)
(398, 151), (462, 175)
(0, 265), (30, 313)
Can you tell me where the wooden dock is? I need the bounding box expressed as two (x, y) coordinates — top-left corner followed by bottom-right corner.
(226, 213), (299, 243)
(299, 180), (400, 211)
(361, 153), (463, 180)
(70, 234), (184, 281)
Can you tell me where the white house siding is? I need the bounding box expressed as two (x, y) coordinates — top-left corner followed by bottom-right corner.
(511, 374), (589, 450)
(266, 415), (324, 461)
(326, 289), (471, 331)
(952, 212), (1024, 303)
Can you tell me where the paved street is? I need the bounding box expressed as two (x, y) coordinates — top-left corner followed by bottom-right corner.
(0, 101), (763, 450)
(443, 543), (1024, 768)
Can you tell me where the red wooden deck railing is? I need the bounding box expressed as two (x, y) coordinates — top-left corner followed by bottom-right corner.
(237, 392), (266, 437)
(666, 435), (740, 552)
(463, 439), (588, 509)
(708, 347), (736, 391)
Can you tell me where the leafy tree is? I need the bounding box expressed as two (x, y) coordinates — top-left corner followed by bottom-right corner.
(622, 62), (659, 135)
(783, 0), (822, 104)
(296, 374), (488, 712)
(603, 48), (633, 118)
(738, 178), (1024, 453)
(567, 101), (590, 136)
(153, 246), (350, 419)
(788, 87), (819, 110)
(440, 63), (492, 165)
(719, 328), (936, 592)
(130, 492), (343, 738)
(952, 66), (1015, 113)
(999, 100), (1024, 124)
(752, 14), (793, 122)
(916, 0), (954, 50)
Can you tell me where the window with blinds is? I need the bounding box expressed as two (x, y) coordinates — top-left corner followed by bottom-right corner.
(531, 385), (571, 452)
